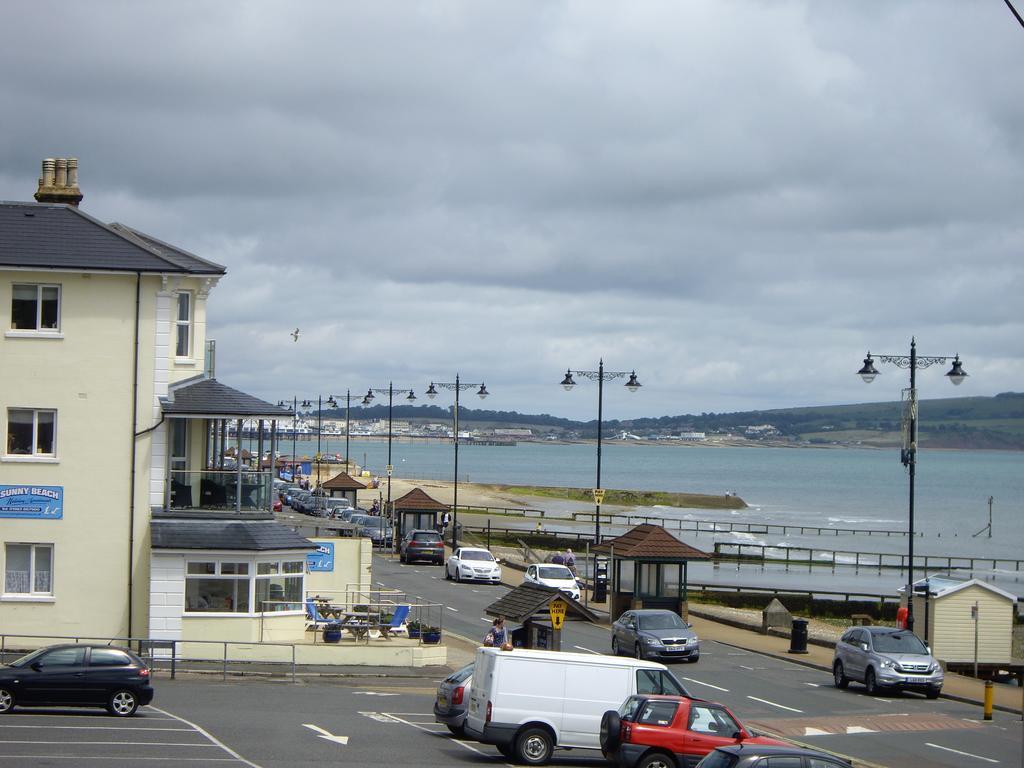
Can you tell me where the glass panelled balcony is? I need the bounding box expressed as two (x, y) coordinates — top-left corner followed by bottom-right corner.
(169, 470), (273, 512)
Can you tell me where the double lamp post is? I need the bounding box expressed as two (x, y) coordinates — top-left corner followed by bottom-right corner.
(857, 338), (967, 633)
(361, 383), (417, 521)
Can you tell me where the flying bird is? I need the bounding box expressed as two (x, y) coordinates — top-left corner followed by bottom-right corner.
(291, 328), (300, 342)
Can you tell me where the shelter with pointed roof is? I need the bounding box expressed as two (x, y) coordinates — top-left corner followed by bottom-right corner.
(392, 487), (449, 540)
(321, 471), (366, 506)
(594, 524), (710, 619)
(484, 583), (599, 651)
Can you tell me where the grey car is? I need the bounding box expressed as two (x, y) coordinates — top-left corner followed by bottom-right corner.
(697, 744), (852, 767)
(832, 626), (943, 698)
(433, 662), (472, 736)
(611, 609), (700, 662)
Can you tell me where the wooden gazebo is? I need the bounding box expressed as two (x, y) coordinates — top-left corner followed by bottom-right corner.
(484, 583), (599, 651)
(594, 524), (709, 620)
(321, 471), (366, 507)
(392, 487), (448, 540)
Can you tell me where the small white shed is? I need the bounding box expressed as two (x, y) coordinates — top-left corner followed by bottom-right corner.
(907, 576), (1017, 665)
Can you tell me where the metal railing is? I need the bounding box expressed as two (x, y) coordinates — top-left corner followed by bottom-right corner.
(169, 469), (273, 511)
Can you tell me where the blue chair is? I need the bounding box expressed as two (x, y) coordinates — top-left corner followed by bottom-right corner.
(305, 599), (342, 639)
(379, 605), (411, 639)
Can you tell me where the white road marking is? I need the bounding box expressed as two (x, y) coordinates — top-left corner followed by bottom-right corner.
(682, 677), (729, 692)
(0, 724), (193, 731)
(746, 696), (803, 713)
(351, 692), (400, 696)
(803, 682), (821, 687)
(480, 617), (493, 622)
(1, 740), (217, 747)
(926, 743), (999, 763)
(739, 665), (755, 671)
(302, 723), (349, 746)
(151, 706), (264, 768)
(804, 727), (832, 736)
(846, 726), (877, 734)
(383, 712), (512, 764)
(446, 606), (459, 612)
(573, 645), (601, 655)
(359, 711), (400, 723)
(0, 758), (238, 763)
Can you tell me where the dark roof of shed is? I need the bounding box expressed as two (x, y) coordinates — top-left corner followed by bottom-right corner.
(484, 583), (599, 623)
(151, 518), (315, 551)
(161, 377), (292, 419)
(0, 202), (225, 274)
(593, 524), (710, 560)
(322, 472), (366, 490)
(392, 488), (448, 511)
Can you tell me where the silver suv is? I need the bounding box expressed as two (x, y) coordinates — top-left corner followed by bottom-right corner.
(833, 626), (943, 698)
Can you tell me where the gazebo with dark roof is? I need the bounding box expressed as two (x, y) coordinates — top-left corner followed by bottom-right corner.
(484, 583), (599, 651)
(392, 488), (449, 541)
(321, 471), (366, 507)
(594, 524), (710, 619)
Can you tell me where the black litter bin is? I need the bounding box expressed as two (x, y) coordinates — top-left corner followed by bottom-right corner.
(789, 618), (808, 654)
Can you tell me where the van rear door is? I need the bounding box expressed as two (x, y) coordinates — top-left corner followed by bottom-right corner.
(467, 649), (495, 732)
(561, 662), (631, 748)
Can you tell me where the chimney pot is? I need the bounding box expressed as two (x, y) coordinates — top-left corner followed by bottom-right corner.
(42, 158), (56, 187)
(35, 156), (83, 207)
(68, 158), (79, 187)
(56, 158), (68, 188)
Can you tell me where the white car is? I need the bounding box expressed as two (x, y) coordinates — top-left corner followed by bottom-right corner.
(446, 547), (502, 583)
(524, 563), (581, 600)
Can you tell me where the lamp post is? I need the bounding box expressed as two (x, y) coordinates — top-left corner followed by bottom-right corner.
(276, 397), (299, 481)
(857, 338), (967, 633)
(426, 376), (490, 549)
(362, 384), (417, 525)
(299, 394), (338, 489)
(560, 360), (642, 544)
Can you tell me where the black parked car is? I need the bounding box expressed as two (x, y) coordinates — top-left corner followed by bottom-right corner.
(401, 529), (445, 564)
(696, 744), (852, 767)
(0, 644), (154, 717)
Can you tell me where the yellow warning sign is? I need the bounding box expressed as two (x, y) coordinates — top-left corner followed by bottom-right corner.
(549, 598), (568, 630)
(592, 488), (605, 506)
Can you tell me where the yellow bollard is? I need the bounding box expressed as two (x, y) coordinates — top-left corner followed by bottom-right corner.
(982, 679), (993, 721)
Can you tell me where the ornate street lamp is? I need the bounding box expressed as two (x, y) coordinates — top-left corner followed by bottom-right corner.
(362, 384), (416, 530)
(858, 338), (967, 633)
(560, 360), (642, 543)
(426, 376), (489, 548)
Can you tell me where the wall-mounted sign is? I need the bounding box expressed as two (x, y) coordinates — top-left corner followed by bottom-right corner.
(307, 542), (334, 572)
(0, 485), (63, 519)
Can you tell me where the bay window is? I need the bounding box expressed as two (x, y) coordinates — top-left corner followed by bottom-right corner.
(183, 556), (304, 614)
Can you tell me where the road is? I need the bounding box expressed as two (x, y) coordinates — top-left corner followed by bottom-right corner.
(374, 553), (1024, 768)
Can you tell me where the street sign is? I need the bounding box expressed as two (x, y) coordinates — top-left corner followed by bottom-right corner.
(386, 464), (393, 476)
(549, 598), (568, 630)
(592, 488), (605, 506)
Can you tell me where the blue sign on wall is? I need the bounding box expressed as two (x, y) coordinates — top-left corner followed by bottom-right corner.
(307, 542), (334, 572)
(0, 485), (64, 519)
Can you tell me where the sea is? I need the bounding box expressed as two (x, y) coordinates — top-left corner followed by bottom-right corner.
(294, 437), (1024, 596)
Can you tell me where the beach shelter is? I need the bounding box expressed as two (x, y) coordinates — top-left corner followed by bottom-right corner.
(392, 487), (448, 540)
(483, 583), (600, 651)
(320, 471), (366, 507)
(593, 524), (710, 621)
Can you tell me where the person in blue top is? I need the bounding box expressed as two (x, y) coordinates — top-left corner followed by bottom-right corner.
(484, 616), (508, 647)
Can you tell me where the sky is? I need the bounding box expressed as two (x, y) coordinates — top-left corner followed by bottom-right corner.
(2, 2), (1022, 421)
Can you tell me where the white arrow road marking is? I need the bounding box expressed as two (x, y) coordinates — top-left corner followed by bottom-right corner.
(845, 726), (877, 734)
(926, 743), (999, 763)
(682, 677), (729, 692)
(804, 727), (832, 736)
(303, 724), (349, 745)
(746, 696), (803, 713)
(352, 691), (400, 696)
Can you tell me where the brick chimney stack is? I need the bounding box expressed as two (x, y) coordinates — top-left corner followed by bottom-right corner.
(35, 157), (83, 206)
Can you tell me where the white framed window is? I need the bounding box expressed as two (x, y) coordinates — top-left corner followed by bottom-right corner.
(4, 543), (53, 596)
(255, 559), (305, 611)
(5, 408), (56, 457)
(175, 291), (192, 358)
(184, 560), (251, 613)
(11, 284), (60, 332)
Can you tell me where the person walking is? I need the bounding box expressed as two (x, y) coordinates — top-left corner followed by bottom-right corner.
(484, 616), (508, 647)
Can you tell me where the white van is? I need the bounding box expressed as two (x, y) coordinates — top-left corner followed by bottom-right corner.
(464, 647), (691, 765)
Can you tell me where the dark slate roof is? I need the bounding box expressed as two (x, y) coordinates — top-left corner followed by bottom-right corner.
(593, 524), (710, 560)
(161, 377), (292, 419)
(151, 518), (316, 551)
(0, 201), (225, 274)
(393, 488), (448, 511)
(322, 472), (366, 490)
(483, 583), (599, 623)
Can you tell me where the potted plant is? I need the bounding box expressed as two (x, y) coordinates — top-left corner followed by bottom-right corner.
(421, 625), (442, 644)
(407, 620), (423, 639)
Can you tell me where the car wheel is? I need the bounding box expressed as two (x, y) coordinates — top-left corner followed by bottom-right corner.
(637, 751), (675, 768)
(611, 636), (619, 655)
(634, 643), (644, 660)
(926, 687), (941, 700)
(599, 710), (621, 753)
(864, 668), (879, 696)
(445, 565), (452, 580)
(446, 723), (466, 737)
(686, 653), (700, 663)
(833, 661), (849, 689)
(107, 689), (139, 717)
(0, 688), (14, 714)
(455, 569), (462, 583)
(515, 726), (553, 765)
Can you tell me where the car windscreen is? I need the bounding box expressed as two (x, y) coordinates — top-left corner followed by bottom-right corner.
(872, 631), (928, 654)
(638, 612), (686, 630)
(7, 648), (47, 668)
(538, 566), (573, 579)
(461, 551), (494, 561)
(445, 663), (474, 684)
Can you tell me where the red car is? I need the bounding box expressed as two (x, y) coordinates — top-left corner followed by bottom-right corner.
(601, 695), (786, 768)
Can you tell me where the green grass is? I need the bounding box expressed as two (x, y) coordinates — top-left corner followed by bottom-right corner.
(482, 484), (747, 510)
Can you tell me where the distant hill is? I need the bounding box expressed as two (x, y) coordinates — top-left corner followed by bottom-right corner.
(324, 391), (1024, 450)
